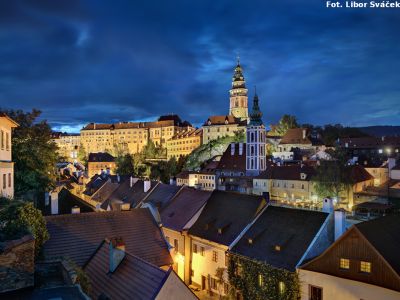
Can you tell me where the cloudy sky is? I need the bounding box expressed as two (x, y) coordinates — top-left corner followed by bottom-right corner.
(0, 0), (399, 132)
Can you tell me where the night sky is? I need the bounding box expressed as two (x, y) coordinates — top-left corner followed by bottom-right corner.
(1, 0), (399, 132)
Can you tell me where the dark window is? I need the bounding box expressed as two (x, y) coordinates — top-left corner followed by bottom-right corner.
(224, 283), (229, 294)
(309, 285), (323, 300)
(193, 243), (198, 253)
(3, 174), (6, 189)
(8, 173), (11, 187)
(212, 251), (218, 262)
(174, 239), (179, 252)
(210, 277), (217, 290)
(200, 246), (205, 256)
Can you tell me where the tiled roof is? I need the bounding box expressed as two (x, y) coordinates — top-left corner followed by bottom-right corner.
(176, 170), (195, 179)
(200, 161), (219, 174)
(55, 188), (95, 215)
(279, 128), (323, 145)
(43, 209), (173, 267)
(81, 115), (191, 131)
(217, 143), (247, 172)
(142, 183), (182, 210)
(161, 187), (211, 231)
(349, 165), (374, 183)
(203, 115), (246, 126)
(101, 179), (158, 210)
(170, 128), (202, 140)
(88, 152), (115, 162)
(337, 136), (400, 149)
(257, 165), (316, 181)
(230, 206), (330, 271)
(189, 191), (267, 246)
(84, 239), (169, 300)
(355, 215), (400, 277)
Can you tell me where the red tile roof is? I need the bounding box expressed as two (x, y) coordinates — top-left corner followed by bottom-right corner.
(257, 165), (316, 181)
(43, 209), (172, 267)
(203, 115), (246, 126)
(217, 143), (247, 172)
(170, 128), (202, 140)
(338, 136), (400, 149)
(279, 128), (322, 145)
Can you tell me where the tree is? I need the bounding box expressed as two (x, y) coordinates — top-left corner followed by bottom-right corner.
(215, 267), (228, 300)
(312, 148), (352, 202)
(269, 114), (299, 136)
(2, 109), (59, 195)
(0, 199), (49, 257)
(77, 143), (88, 166)
(115, 153), (135, 175)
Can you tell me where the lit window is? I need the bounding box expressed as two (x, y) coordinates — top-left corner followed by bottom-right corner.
(340, 258), (350, 269)
(258, 274), (264, 287)
(360, 261), (371, 273)
(279, 281), (285, 294)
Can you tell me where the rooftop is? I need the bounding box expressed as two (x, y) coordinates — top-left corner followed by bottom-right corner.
(160, 187), (211, 231)
(88, 152), (115, 163)
(84, 239), (171, 300)
(43, 209), (172, 267)
(230, 206), (330, 271)
(189, 190), (267, 246)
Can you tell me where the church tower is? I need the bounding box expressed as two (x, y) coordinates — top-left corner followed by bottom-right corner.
(246, 89), (266, 176)
(229, 58), (249, 122)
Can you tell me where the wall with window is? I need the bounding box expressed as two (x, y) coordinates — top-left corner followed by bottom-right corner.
(163, 227), (186, 280)
(190, 237), (229, 296)
(0, 118), (15, 198)
(0, 163), (14, 198)
(299, 269), (400, 300)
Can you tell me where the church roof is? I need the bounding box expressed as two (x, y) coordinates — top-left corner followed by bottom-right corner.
(249, 92), (263, 126)
(203, 115), (246, 126)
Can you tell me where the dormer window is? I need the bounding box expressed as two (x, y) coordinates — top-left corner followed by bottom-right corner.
(300, 173), (307, 180)
(248, 238), (253, 245)
(360, 261), (371, 273)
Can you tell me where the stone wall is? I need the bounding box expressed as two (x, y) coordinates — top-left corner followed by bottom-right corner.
(0, 235), (35, 293)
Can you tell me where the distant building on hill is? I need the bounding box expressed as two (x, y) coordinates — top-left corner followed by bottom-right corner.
(87, 152), (116, 178)
(80, 114), (192, 155)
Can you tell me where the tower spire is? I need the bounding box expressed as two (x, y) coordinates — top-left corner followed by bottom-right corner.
(249, 88), (263, 126)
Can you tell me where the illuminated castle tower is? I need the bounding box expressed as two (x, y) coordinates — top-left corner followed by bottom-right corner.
(229, 57), (249, 122)
(246, 88), (266, 176)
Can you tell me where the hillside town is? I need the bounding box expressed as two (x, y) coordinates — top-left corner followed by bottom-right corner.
(1, 59), (399, 300)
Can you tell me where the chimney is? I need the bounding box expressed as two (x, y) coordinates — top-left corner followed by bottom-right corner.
(109, 238), (125, 273)
(50, 191), (59, 215)
(388, 157), (396, 170)
(239, 143), (243, 155)
(322, 198), (334, 213)
(334, 209), (346, 240)
(130, 176), (133, 188)
(117, 174), (120, 183)
(169, 177), (175, 185)
(231, 143), (235, 155)
(144, 180), (151, 193)
(93, 123), (96, 130)
(71, 206), (81, 214)
(302, 129), (306, 139)
(106, 168), (111, 175)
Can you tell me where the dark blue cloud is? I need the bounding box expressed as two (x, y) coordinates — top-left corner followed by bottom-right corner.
(0, 0), (399, 132)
